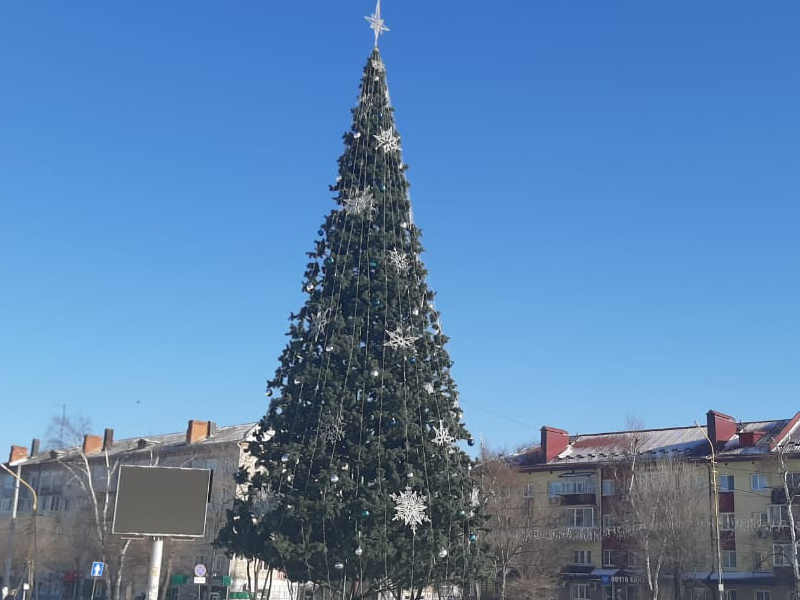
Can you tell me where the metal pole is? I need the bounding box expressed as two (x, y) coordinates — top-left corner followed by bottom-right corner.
(1, 463), (36, 597)
(90, 579), (97, 600)
(3, 465), (22, 596)
(695, 422), (724, 600)
(147, 538), (164, 600)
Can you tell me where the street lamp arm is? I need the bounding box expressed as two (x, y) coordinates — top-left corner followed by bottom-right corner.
(0, 463), (37, 511)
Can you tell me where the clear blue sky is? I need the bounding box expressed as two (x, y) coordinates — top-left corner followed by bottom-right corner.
(1, 1), (799, 457)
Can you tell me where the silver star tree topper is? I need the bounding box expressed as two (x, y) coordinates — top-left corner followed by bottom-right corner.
(365, 0), (389, 47)
(390, 485), (430, 533)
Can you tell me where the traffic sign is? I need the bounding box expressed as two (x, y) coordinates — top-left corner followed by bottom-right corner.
(90, 562), (104, 577)
(194, 564), (207, 578)
(193, 577), (206, 585)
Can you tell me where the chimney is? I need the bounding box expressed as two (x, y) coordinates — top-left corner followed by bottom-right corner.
(706, 410), (736, 446)
(541, 426), (570, 462)
(739, 431), (764, 448)
(187, 420), (210, 444)
(103, 428), (114, 451)
(30, 438), (41, 458)
(208, 422), (218, 438)
(82, 434), (103, 455)
(8, 445), (28, 464)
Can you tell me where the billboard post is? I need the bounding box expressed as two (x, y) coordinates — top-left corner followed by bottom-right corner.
(146, 538), (163, 600)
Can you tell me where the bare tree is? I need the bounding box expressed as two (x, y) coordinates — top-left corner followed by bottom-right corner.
(45, 408), (92, 449)
(478, 446), (565, 600)
(57, 449), (154, 600)
(622, 457), (709, 600)
(775, 444), (800, 598)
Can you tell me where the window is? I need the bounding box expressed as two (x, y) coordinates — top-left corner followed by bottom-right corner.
(723, 551), (737, 569)
(770, 505), (789, 527)
(603, 550), (614, 566)
(787, 472), (800, 492)
(571, 584), (590, 600)
(773, 544), (796, 567)
(719, 475), (734, 492)
(753, 511), (769, 527)
(601, 479), (615, 496)
(565, 507), (594, 528)
(522, 482), (535, 498)
(2, 474), (14, 490)
(751, 473), (769, 491)
(602, 513), (614, 528)
(720, 513), (735, 531)
(628, 551), (638, 567)
(549, 477), (595, 496)
(756, 592), (771, 600)
(753, 551), (768, 571)
(572, 550), (592, 565)
(0, 498), (11, 513)
(723, 591), (737, 600)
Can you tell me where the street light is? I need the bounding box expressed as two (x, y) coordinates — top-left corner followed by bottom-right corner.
(0, 463), (37, 600)
(695, 421), (724, 600)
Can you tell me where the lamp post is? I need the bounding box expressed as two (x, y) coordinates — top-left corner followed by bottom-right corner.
(0, 463), (37, 600)
(695, 422), (724, 600)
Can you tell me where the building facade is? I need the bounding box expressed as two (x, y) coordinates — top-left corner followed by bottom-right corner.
(0, 419), (294, 600)
(488, 410), (800, 600)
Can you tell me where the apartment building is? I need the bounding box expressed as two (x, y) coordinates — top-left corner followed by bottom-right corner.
(493, 410), (800, 600)
(0, 419), (293, 600)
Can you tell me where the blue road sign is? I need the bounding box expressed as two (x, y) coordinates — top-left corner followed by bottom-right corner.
(91, 562), (104, 577)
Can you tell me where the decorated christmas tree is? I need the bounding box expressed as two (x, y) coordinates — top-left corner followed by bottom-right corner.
(218, 4), (486, 599)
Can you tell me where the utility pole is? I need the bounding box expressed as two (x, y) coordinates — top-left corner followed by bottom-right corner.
(696, 422), (724, 600)
(3, 464), (22, 597)
(0, 463), (38, 600)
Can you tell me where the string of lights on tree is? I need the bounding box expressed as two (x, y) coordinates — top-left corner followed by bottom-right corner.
(217, 4), (488, 599)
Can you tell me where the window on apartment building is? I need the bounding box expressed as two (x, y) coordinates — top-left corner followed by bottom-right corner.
(720, 513), (735, 531)
(753, 551), (768, 571)
(787, 473), (800, 492)
(751, 473), (769, 491)
(522, 482), (535, 498)
(2, 474), (13, 490)
(770, 505), (789, 527)
(550, 477), (594, 496)
(773, 544), (796, 567)
(719, 475), (734, 492)
(603, 550), (614, 567)
(565, 507), (594, 528)
(722, 551), (737, 569)
(752, 511), (769, 527)
(628, 551), (638, 567)
(723, 591), (737, 600)
(0, 498), (12, 513)
(602, 513), (614, 528)
(756, 592), (771, 600)
(38, 472), (52, 493)
(572, 550), (592, 565)
(601, 479), (615, 496)
(571, 584), (590, 600)
(692, 588), (707, 600)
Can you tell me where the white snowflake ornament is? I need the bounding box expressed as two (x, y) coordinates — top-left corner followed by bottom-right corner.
(342, 188), (376, 217)
(319, 416), (345, 445)
(432, 420), (455, 446)
(308, 308), (330, 341)
(388, 248), (409, 273)
(390, 485), (430, 533)
(422, 382), (435, 395)
(374, 128), (400, 153)
(384, 326), (418, 351)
